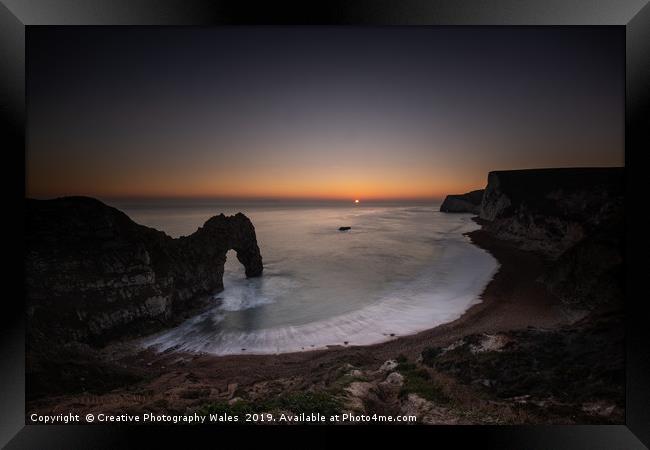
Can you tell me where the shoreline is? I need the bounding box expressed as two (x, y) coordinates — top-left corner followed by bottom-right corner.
(28, 223), (571, 414)
(143, 215), (498, 356)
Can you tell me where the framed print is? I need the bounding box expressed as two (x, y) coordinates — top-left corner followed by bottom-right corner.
(2, 0), (649, 447)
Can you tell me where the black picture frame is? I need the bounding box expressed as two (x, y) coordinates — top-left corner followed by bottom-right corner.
(2, 1), (649, 447)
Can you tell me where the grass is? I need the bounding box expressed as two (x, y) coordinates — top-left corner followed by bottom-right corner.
(395, 356), (541, 424)
(420, 347), (443, 367)
(396, 360), (450, 404)
(420, 322), (624, 407)
(330, 369), (368, 391)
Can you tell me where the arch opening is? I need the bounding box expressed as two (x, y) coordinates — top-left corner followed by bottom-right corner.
(224, 249), (247, 278)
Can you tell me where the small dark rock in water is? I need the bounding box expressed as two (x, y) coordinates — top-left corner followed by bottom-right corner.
(390, 333), (395, 337)
(339, 226), (351, 231)
(344, 341), (349, 345)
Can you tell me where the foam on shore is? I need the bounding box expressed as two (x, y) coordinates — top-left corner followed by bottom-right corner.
(143, 213), (499, 355)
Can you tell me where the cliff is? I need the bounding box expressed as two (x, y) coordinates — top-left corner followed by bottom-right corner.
(25, 197), (263, 346)
(440, 189), (484, 214)
(477, 168), (624, 309)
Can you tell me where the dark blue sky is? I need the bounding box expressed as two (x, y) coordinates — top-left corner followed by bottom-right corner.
(27, 27), (624, 200)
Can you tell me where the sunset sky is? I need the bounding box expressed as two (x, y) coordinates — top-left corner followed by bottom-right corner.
(27, 27), (624, 201)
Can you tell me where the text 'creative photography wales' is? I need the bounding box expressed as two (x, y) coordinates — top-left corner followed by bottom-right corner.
(26, 27), (625, 425)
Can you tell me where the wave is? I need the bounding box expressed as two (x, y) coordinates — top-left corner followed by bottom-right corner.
(143, 214), (498, 355)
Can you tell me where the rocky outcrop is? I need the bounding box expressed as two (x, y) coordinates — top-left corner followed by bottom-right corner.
(419, 311), (624, 423)
(25, 196), (263, 346)
(440, 189), (484, 214)
(477, 168), (624, 309)
(478, 168), (623, 257)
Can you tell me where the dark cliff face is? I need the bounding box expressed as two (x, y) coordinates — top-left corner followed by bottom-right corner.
(479, 168), (624, 256)
(440, 189), (484, 214)
(25, 197), (263, 346)
(477, 168), (624, 309)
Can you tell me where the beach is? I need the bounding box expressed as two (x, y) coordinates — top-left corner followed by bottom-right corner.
(27, 224), (573, 419)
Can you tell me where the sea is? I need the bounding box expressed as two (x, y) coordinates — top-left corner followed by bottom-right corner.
(110, 200), (499, 355)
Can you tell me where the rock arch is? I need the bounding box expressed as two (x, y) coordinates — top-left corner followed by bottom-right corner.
(187, 212), (264, 279)
(26, 197), (263, 344)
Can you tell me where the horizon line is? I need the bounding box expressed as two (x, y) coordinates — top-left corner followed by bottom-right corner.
(27, 194), (452, 203)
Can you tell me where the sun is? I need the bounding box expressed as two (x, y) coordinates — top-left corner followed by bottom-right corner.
(354, 199), (360, 204)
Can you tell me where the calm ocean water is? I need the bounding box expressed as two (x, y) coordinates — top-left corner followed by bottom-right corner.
(111, 200), (499, 355)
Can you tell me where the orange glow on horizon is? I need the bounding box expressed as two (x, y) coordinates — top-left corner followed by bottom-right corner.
(27, 179), (487, 202)
(26, 28), (625, 206)
(27, 182), (486, 202)
(27, 165), (487, 201)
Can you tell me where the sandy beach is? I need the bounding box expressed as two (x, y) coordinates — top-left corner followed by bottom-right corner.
(27, 227), (572, 416)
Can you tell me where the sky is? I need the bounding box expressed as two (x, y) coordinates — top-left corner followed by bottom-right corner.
(27, 27), (624, 201)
